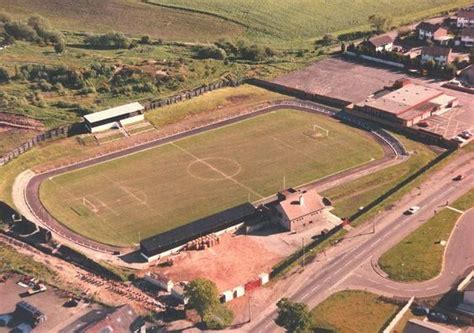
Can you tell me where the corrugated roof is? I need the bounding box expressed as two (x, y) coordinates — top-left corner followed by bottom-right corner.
(140, 203), (257, 257)
(83, 102), (144, 123)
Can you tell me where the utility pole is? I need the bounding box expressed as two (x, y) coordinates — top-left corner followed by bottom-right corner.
(372, 218), (376, 234)
(283, 175), (286, 189)
(248, 296), (252, 322)
(302, 237), (305, 268)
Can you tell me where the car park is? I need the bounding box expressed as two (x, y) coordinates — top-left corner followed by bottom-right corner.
(427, 311), (448, 323)
(405, 206), (421, 215)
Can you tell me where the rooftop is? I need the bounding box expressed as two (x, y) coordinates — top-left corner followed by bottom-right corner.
(364, 83), (443, 115)
(83, 305), (139, 333)
(83, 102), (144, 123)
(404, 318), (456, 333)
(421, 46), (452, 58)
(416, 21), (442, 33)
(458, 10), (474, 19)
(279, 188), (326, 221)
(368, 34), (394, 47)
(461, 27), (474, 38)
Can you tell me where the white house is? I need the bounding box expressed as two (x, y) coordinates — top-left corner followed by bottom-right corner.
(366, 34), (394, 52)
(420, 47), (452, 66)
(143, 273), (174, 293)
(416, 22), (448, 42)
(457, 10), (474, 28)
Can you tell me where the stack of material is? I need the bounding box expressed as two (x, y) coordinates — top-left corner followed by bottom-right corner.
(183, 234), (220, 251)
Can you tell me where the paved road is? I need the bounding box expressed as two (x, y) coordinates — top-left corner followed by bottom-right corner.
(243, 150), (474, 333)
(14, 100), (402, 258)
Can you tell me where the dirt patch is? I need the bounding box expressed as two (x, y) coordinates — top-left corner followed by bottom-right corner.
(0, 112), (44, 130)
(225, 94), (252, 104)
(150, 233), (285, 292)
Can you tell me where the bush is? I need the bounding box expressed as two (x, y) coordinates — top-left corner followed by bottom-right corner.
(0, 67), (10, 83)
(193, 45), (227, 60)
(203, 305), (234, 330)
(140, 35), (151, 44)
(4, 21), (39, 42)
(84, 32), (130, 49)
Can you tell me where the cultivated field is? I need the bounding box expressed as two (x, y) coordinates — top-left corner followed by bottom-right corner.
(149, 0), (470, 41)
(1, 0), (469, 43)
(39, 109), (384, 246)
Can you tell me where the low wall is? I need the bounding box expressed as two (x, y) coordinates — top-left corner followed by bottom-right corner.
(344, 51), (405, 69)
(246, 78), (350, 108)
(443, 83), (474, 94)
(0, 125), (71, 166)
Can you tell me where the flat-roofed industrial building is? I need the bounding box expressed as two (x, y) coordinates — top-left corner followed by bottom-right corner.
(83, 102), (145, 133)
(351, 79), (458, 127)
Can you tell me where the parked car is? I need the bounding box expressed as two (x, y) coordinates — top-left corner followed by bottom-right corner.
(405, 206), (421, 215)
(428, 311), (448, 323)
(460, 130), (472, 139)
(412, 305), (430, 316)
(452, 174), (464, 181)
(418, 121), (429, 128)
(453, 136), (466, 144)
(0, 314), (13, 327)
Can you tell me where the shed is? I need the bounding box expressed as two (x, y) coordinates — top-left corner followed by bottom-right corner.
(221, 290), (234, 303)
(233, 286), (245, 298)
(144, 273), (174, 293)
(259, 273), (269, 285)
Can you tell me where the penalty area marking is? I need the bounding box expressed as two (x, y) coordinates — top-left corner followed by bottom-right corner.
(313, 123), (329, 137)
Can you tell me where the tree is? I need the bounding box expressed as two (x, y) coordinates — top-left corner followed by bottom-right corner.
(321, 33), (336, 46)
(54, 37), (66, 54)
(0, 67), (10, 83)
(184, 279), (220, 318)
(184, 279), (234, 329)
(275, 298), (313, 333)
(368, 14), (393, 33)
(140, 35), (151, 44)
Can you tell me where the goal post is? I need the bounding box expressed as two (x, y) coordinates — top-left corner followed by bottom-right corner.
(83, 197), (99, 213)
(313, 124), (329, 137)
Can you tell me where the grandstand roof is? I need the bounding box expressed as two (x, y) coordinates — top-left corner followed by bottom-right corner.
(83, 102), (144, 124)
(140, 203), (257, 257)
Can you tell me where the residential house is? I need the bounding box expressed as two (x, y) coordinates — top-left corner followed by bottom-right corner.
(460, 28), (474, 47)
(456, 10), (474, 28)
(421, 46), (453, 66)
(365, 34), (394, 52)
(81, 305), (145, 333)
(416, 22), (449, 43)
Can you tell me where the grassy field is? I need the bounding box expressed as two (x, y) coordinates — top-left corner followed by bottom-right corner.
(311, 290), (400, 333)
(145, 84), (285, 127)
(149, 0), (470, 42)
(379, 188), (474, 282)
(0, 0), (244, 42)
(321, 135), (438, 222)
(1, 0), (469, 44)
(39, 109), (384, 246)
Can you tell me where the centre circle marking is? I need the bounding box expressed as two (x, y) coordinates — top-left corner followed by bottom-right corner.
(187, 157), (242, 181)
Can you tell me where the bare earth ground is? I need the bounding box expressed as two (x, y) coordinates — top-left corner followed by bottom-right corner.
(272, 56), (474, 139)
(0, 275), (104, 333)
(151, 223), (337, 293)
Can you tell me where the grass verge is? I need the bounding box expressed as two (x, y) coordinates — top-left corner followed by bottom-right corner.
(311, 290), (400, 333)
(379, 188), (474, 282)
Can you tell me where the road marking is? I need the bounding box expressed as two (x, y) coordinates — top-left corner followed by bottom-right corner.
(368, 278), (378, 284)
(309, 283), (320, 293)
(426, 285), (438, 290)
(446, 206), (464, 214)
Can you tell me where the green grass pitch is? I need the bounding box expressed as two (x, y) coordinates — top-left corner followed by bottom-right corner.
(39, 109), (384, 246)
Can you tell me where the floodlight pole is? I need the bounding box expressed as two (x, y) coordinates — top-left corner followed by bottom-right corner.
(302, 237), (305, 268)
